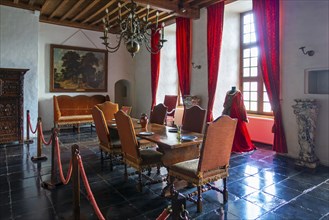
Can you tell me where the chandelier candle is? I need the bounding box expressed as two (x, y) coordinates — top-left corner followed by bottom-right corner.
(101, 0), (167, 57)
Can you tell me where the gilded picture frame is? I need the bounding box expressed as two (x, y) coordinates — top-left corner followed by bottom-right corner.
(50, 44), (108, 92)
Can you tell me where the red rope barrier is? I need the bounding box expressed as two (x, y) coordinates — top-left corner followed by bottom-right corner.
(27, 113), (38, 134)
(156, 207), (171, 220)
(39, 122), (53, 145)
(77, 155), (105, 220)
(55, 137), (72, 185)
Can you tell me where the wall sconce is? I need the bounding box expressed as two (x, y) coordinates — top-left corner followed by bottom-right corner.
(299, 46), (315, 56)
(192, 62), (201, 69)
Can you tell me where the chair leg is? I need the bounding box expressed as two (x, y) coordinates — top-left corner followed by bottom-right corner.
(169, 176), (176, 196)
(161, 175), (175, 197)
(223, 178), (228, 203)
(100, 149), (104, 163)
(109, 153), (113, 171)
(124, 163), (128, 181)
(137, 172), (142, 192)
(197, 186), (202, 213)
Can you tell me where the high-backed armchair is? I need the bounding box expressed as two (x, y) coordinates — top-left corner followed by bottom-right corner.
(114, 110), (164, 192)
(182, 105), (206, 133)
(168, 115), (237, 213)
(150, 103), (168, 125)
(92, 106), (121, 171)
(164, 95), (178, 117)
(96, 101), (119, 122)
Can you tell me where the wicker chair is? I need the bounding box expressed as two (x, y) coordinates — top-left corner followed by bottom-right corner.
(150, 103), (168, 125)
(182, 105), (206, 133)
(168, 115), (237, 213)
(92, 106), (121, 171)
(114, 110), (164, 192)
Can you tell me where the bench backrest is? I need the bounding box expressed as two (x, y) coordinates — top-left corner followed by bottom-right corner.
(54, 95), (110, 119)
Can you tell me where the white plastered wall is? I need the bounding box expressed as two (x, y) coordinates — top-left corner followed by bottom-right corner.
(0, 5), (39, 138)
(281, 0), (329, 165)
(38, 23), (134, 130)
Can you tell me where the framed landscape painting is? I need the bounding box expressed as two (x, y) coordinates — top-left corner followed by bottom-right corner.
(50, 44), (108, 92)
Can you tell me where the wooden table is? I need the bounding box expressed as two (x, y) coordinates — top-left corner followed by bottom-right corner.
(108, 119), (203, 166)
(135, 123), (203, 166)
(108, 118), (142, 130)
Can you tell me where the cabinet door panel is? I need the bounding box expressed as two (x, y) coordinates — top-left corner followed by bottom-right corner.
(0, 68), (28, 144)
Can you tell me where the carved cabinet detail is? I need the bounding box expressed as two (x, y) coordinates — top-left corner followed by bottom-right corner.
(0, 68), (29, 144)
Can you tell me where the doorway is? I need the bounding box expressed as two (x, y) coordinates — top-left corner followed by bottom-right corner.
(115, 79), (131, 109)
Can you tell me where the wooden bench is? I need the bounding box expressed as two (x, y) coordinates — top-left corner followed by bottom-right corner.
(53, 95), (110, 132)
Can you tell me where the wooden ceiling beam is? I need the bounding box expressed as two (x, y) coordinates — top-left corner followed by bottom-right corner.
(40, 15), (103, 32)
(108, 4), (150, 24)
(201, 0), (238, 7)
(28, 0), (35, 6)
(60, 0), (84, 21)
(190, 0), (235, 8)
(184, 0), (196, 4)
(122, 0), (200, 19)
(148, 11), (167, 24)
(49, 0), (68, 19)
(158, 13), (175, 26)
(91, 2), (129, 26)
(71, 0), (100, 22)
(41, 0), (52, 13)
(83, 0), (116, 24)
(197, 0), (222, 8)
(132, 7), (147, 21)
(0, 1), (40, 11)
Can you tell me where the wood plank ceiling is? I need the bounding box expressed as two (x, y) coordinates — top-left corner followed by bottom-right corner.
(0, 0), (232, 32)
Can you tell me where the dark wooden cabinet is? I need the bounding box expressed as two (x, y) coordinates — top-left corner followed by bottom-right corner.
(0, 68), (29, 145)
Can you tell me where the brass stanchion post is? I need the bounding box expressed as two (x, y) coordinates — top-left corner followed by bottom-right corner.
(24, 110), (33, 144)
(72, 144), (80, 220)
(31, 117), (47, 162)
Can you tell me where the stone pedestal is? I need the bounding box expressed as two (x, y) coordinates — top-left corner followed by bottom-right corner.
(292, 99), (319, 169)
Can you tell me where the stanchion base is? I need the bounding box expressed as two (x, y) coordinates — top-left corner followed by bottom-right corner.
(31, 155), (48, 162)
(41, 181), (63, 190)
(24, 139), (34, 144)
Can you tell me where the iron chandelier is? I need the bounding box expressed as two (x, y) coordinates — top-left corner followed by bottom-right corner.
(101, 0), (167, 57)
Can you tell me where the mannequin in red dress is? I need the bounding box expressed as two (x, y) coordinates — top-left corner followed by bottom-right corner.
(222, 87), (256, 153)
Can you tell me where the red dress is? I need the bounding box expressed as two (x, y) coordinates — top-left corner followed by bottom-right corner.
(222, 90), (256, 153)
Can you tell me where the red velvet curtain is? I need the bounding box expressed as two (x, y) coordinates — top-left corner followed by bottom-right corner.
(206, 2), (225, 122)
(176, 17), (191, 96)
(151, 29), (161, 109)
(253, 0), (287, 153)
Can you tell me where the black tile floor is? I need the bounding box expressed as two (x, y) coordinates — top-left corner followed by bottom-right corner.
(1, 127), (328, 219)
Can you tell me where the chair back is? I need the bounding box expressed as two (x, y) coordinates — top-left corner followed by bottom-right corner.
(92, 106), (110, 147)
(164, 95), (178, 116)
(198, 115), (237, 172)
(121, 106), (132, 115)
(96, 101), (119, 121)
(114, 110), (140, 162)
(182, 105), (206, 133)
(150, 103), (168, 125)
